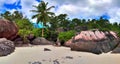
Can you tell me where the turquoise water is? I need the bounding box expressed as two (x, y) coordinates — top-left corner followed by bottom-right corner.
(33, 22), (45, 28)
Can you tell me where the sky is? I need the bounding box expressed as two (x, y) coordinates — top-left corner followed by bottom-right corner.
(0, 0), (120, 23)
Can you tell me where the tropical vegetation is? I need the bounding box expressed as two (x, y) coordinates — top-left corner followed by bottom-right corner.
(30, 1), (55, 37)
(0, 1), (120, 43)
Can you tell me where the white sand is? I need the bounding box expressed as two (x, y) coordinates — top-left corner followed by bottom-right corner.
(0, 45), (120, 64)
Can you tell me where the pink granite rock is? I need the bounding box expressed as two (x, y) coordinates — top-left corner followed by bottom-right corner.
(65, 30), (119, 54)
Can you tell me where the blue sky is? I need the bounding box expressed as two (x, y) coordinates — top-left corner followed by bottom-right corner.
(0, 0), (120, 23)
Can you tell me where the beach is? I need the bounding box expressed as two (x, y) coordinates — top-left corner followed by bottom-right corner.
(0, 45), (120, 64)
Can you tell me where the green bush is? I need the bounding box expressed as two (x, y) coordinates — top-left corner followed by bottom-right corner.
(18, 29), (32, 38)
(15, 18), (34, 30)
(32, 28), (42, 37)
(32, 28), (51, 38)
(58, 30), (75, 42)
(18, 29), (32, 44)
(117, 32), (120, 37)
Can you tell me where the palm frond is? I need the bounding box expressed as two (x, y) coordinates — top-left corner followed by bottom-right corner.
(45, 2), (48, 7)
(47, 6), (55, 11)
(37, 14), (44, 24)
(47, 12), (55, 15)
(37, 16), (42, 24)
(32, 14), (39, 19)
(40, 1), (45, 8)
(30, 10), (38, 13)
(32, 5), (38, 8)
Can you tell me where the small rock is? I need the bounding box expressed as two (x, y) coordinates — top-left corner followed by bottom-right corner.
(29, 61), (42, 64)
(65, 56), (73, 59)
(53, 59), (60, 64)
(44, 48), (51, 51)
(32, 61), (41, 64)
(42, 59), (46, 62)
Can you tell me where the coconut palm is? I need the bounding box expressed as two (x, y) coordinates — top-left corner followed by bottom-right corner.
(31, 1), (54, 37)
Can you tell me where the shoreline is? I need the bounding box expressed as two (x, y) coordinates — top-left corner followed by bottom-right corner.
(0, 45), (120, 64)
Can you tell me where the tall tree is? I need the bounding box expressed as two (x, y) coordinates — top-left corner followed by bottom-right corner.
(71, 18), (81, 26)
(1, 10), (24, 21)
(31, 1), (54, 37)
(57, 14), (69, 28)
(49, 15), (59, 31)
(1, 11), (12, 21)
(12, 11), (23, 20)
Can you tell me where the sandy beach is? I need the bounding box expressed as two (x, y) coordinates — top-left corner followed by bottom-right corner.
(0, 45), (120, 64)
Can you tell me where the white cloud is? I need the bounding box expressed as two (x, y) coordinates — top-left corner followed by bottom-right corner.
(109, 8), (120, 23)
(0, 0), (4, 7)
(20, 0), (39, 19)
(5, 0), (18, 4)
(0, 0), (120, 23)
(43, 0), (120, 23)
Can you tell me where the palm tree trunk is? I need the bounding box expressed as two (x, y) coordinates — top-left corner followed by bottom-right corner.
(42, 28), (44, 37)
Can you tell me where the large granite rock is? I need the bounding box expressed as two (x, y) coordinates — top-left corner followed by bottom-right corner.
(65, 30), (119, 54)
(0, 38), (15, 56)
(31, 37), (52, 45)
(0, 19), (18, 40)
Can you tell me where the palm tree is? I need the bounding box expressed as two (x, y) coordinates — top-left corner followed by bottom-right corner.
(31, 1), (54, 37)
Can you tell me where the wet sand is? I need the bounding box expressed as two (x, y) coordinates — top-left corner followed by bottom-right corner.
(0, 45), (120, 64)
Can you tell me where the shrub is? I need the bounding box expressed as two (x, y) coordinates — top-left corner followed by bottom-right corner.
(45, 31), (58, 41)
(15, 18), (34, 30)
(32, 28), (42, 37)
(32, 28), (51, 39)
(18, 29), (32, 38)
(58, 30), (75, 42)
(117, 32), (120, 37)
(18, 29), (32, 44)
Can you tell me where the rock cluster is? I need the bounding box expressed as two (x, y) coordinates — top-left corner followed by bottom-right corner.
(13, 34), (53, 46)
